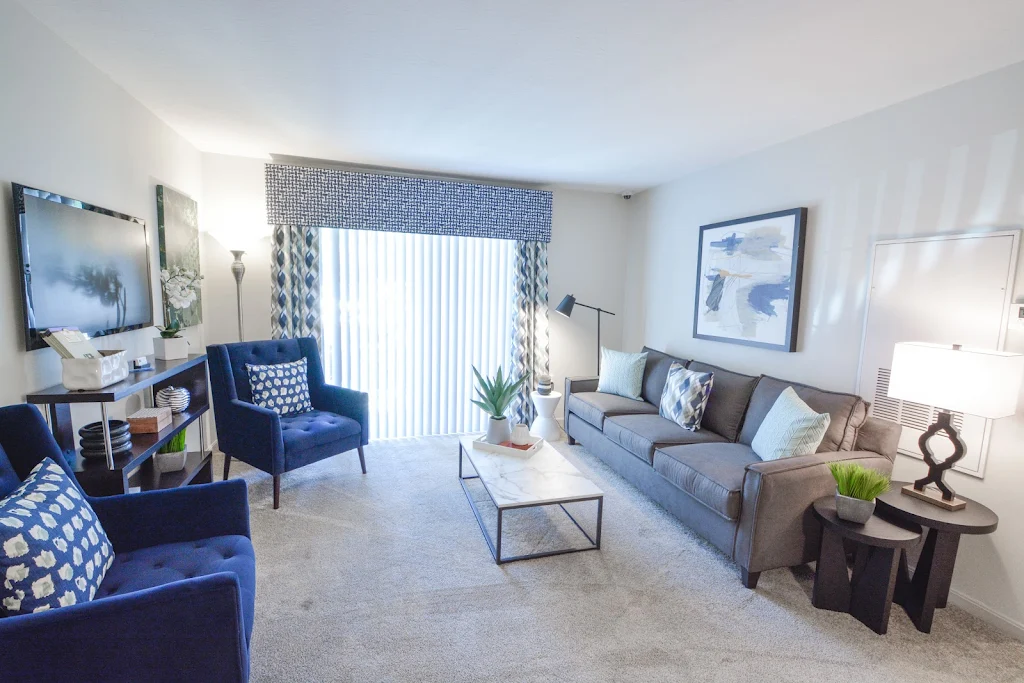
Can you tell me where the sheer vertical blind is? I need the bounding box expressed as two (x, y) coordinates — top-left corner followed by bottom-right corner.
(321, 229), (515, 439)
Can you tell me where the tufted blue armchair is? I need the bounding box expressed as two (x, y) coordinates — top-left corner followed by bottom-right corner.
(207, 337), (369, 509)
(0, 404), (255, 682)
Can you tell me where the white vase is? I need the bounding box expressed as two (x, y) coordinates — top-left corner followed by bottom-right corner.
(485, 416), (511, 444)
(153, 336), (189, 360)
(510, 423), (531, 446)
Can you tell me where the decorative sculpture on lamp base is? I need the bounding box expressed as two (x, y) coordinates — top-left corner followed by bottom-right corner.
(902, 409), (967, 511)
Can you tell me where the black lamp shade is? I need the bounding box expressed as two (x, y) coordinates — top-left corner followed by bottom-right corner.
(555, 294), (576, 317)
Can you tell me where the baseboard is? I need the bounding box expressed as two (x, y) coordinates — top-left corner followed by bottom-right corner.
(947, 588), (1024, 641)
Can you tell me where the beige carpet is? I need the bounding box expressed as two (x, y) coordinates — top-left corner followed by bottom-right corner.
(222, 436), (1024, 683)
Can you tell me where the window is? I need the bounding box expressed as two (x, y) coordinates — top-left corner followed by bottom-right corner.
(321, 229), (515, 439)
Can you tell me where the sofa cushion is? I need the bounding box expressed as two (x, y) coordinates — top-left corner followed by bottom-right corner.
(96, 535), (256, 643)
(686, 362), (760, 442)
(566, 392), (657, 430)
(280, 410), (362, 453)
(653, 443), (759, 520)
(641, 347), (690, 406)
(738, 375), (867, 451)
(604, 414), (728, 464)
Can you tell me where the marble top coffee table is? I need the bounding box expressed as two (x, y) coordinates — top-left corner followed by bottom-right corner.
(458, 434), (604, 564)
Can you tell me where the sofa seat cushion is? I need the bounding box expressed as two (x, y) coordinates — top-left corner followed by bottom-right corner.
(686, 362), (760, 442)
(653, 443), (760, 520)
(96, 535), (256, 643)
(280, 410), (361, 453)
(604, 414), (727, 464)
(738, 375), (867, 452)
(566, 392), (658, 430)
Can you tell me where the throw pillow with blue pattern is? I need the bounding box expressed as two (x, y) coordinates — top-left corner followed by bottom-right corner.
(247, 358), (313, 416)
(1, 458), (114, 615)
(659, 362), (714, 431)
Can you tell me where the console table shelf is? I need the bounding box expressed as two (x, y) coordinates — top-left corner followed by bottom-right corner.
(26, 353), (213, 497)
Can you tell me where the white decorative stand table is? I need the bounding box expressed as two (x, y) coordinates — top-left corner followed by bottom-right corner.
(530, 390), (563, 442)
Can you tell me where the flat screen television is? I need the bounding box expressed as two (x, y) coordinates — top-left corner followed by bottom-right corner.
(13, 183), (154, 351)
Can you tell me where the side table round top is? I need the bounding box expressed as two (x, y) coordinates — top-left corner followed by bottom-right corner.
(812, 496), (921, 549)
(876, 482), (998, 535)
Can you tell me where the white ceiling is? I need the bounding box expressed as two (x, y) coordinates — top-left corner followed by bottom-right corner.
(20, 0), (1024, 191)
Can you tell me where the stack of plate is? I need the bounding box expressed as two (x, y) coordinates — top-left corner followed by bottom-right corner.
(79, 420), (133, 460)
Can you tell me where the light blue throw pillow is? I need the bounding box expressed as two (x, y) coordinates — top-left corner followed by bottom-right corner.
(597, 348), (648, 401)
(752, 387), (832, 461)
(659, 362), (714, 431)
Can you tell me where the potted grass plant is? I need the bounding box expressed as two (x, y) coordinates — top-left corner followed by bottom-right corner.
(828, 462), (891, 524)
(471, 365), (528, 444)
(154, 430), (188, 474)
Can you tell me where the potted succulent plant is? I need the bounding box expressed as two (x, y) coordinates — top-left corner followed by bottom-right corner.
(472, 365), (528, 444)
(153, 430), (187, 474)
(828, 462), (891, 524)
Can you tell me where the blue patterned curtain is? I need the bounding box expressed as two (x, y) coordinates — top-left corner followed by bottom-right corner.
(271, 225), (322, 347)
(510, 240), (549, 424)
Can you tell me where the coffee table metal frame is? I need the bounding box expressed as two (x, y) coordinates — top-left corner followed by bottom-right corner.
(458, 441), (603, 565)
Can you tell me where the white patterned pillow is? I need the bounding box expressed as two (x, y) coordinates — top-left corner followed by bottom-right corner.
(597, 348), (648, 400)
(752, 387), (832, 461)
(246, 358), (313, 416)
(659, 362), (714, 431)
(1, 459), (114, 615)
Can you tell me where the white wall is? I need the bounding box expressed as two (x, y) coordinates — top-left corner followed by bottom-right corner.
(0, 0), (202, 428)
(199, 155), (632, 406)
(629, 60), (1024, 637)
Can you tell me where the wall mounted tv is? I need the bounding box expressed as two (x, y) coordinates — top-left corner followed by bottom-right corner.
(13, 183), (154, 351)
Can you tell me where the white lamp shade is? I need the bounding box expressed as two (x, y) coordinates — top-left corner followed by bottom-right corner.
(887, 342), (1024, 419)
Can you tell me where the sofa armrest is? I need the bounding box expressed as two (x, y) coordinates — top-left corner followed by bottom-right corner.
(90, 479), (250, 553)
(312, 385), (369, 445)
(564, 376), (599, 431)
(735, 450), (894, 574)
(0, 573), (248, 683)
(218, 398), (284, 474)
(854, 416), (901, 462)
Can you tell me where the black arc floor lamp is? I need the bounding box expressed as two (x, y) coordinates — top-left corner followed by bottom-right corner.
(555, 294), (615, 374)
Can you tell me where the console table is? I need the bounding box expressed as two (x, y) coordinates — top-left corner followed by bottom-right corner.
(26, 354), (212, 497)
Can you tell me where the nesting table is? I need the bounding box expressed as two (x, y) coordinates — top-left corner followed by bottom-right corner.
(812, 496), (922, 634)
(877, 482), (998, 633)
(458, 434), (603, 564)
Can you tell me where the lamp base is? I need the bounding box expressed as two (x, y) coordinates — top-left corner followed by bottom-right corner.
(901, 483), (966, 511)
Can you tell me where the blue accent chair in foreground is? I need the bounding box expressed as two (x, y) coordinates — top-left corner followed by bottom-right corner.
(207, 337), (369, 509)
(0, 404), (255, 682)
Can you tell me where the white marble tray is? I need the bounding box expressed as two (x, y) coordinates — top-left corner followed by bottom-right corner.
(471, 434), (543, 458)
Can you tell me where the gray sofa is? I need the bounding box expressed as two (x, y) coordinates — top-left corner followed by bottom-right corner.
(564, 347), (901, 588)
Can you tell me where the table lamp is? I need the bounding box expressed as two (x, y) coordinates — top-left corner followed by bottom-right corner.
(555, 294), (615, 373)
(887, 342), (1024, 510)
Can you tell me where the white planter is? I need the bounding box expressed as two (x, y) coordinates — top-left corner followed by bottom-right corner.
(153, 449), (187, 473)
(153, 336), (189, 360)
(485, 416), (511, 444)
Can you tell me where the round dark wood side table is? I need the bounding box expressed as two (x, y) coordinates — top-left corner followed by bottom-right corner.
(876, 482), (998, 633)
(812, 496), (922, 634)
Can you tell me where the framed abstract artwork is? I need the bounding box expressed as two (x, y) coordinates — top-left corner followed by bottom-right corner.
(692, 208), (807, 352)
(156, 185), (203, 328)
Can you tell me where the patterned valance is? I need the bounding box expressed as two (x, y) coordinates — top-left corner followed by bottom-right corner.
(266, 163), (552, 243)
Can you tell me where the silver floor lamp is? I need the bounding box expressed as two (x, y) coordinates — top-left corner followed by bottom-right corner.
(230, 250), (246, 341)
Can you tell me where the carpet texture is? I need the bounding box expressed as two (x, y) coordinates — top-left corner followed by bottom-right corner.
(222, 436), (1024, 682)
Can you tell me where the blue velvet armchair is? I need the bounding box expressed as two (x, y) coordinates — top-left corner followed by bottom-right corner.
(207, 337), (369, 509)
(0, 404), (255, 682)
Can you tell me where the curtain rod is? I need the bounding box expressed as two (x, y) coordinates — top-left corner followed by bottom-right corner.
(269, 154), (546, 192)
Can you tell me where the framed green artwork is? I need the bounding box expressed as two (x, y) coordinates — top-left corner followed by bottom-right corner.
(156, 185), (203, 328)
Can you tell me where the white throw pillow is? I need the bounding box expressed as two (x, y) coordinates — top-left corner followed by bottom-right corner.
(752, 387), (831, 461)
(597, 348), (648, 401)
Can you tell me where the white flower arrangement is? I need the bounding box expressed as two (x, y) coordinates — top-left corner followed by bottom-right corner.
(160, 266), (203, 311)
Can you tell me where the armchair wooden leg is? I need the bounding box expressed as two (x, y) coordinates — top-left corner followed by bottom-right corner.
(223, 454), (232, 480)
(357, 445), (367, 474)
(273, 474), (281, 510)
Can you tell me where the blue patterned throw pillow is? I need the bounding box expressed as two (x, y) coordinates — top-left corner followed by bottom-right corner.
(1, 458), (114, 615)
(247, 358), (313, 416)
(659, 362), (714, 431)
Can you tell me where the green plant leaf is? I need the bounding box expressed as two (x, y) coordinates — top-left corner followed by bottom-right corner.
(829, 462), (890, 501)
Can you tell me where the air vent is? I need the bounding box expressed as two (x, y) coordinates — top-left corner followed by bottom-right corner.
(873, 367), (959, 432)
(901, 401), (933, 431)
